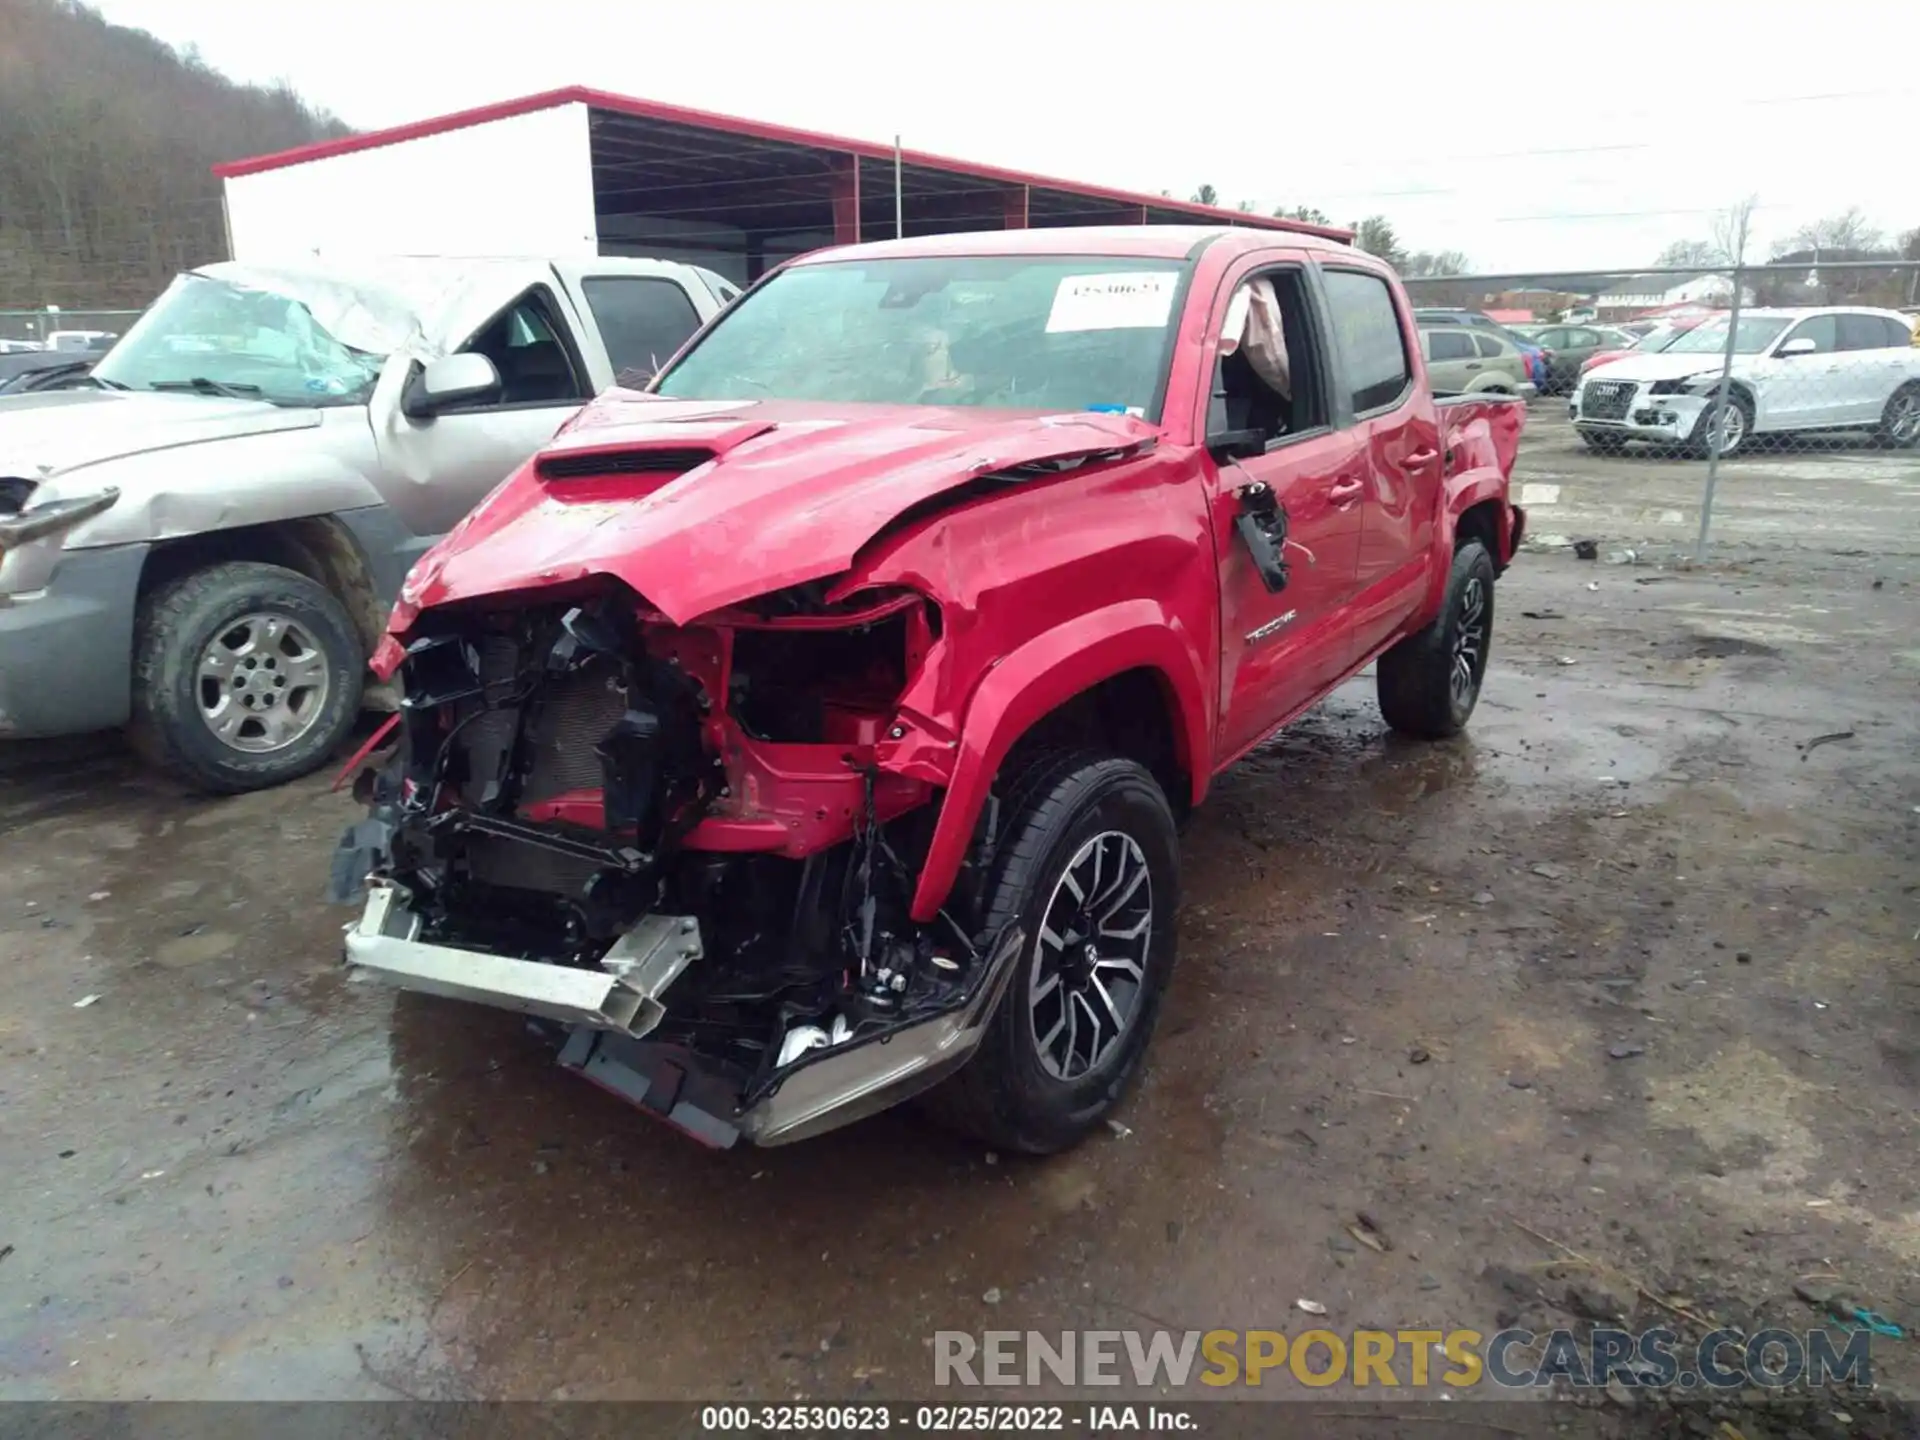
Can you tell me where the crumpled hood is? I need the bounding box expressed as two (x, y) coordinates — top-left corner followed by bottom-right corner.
(1581, 351), (1748, 385)
(403, 398), (1160, 626)
(0, 388), (321, 484)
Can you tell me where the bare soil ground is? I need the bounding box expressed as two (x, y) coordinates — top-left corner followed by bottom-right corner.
(3, 412), (1917, 1435)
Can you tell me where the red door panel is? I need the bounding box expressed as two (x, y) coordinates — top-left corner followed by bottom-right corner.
(1352, 403), (1444, 657)
(1211, 429), (1365, 765)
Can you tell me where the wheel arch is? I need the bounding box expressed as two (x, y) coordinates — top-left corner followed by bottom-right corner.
(1718, 378), (1761, 429)
(1453, 497), (1506, 564)
(905, 602), (1210, 923)
(137, 515), (386, 656)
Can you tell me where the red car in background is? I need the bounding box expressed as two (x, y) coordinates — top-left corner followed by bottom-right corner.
(1578, 315), (1712, 378)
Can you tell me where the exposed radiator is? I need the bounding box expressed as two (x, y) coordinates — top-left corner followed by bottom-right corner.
(448, 639), (629, 809)
(522, 669), (631, 804)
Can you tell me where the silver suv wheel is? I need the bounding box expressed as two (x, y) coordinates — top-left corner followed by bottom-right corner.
(195, 611), (332, 753)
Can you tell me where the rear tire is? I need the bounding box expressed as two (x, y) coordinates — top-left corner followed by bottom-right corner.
(921, 751), (1180, 1154)
(1876, 385), (1920, 449)
(1377, 540), (1496, 740)
(130, 561), (363, 794)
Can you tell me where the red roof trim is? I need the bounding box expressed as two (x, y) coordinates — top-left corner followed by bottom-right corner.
(212, 85), (1352, 243)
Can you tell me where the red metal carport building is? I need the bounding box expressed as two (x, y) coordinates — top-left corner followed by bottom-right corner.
(215, 86), (1349, 281)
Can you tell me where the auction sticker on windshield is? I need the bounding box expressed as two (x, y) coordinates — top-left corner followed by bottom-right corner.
(1046, 273), (1179, 333)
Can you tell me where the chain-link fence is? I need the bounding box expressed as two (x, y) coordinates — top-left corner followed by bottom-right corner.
(1402, 262), (1920, 555)
(0, 307), (143, 350)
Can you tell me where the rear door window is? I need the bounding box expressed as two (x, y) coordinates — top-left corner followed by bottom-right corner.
(1321, 269), (1412, 414)
(1837, 314), (1905, 351)
(581, 277), (704, 386)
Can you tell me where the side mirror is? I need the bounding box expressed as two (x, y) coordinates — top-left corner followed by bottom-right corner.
(404, 353), (501, 418)
(1777, 337), (1817, 358)
(1206, 427), (1268, 462)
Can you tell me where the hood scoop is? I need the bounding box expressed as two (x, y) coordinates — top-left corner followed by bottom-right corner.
(536, 418), (777, 483)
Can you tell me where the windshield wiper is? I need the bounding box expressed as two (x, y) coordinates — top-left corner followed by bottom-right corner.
(149, 377), (263, 399)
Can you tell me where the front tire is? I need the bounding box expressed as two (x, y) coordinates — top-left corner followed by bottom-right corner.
(922, 752), (1180, 1154)
(1377, 540), (1496, 740)
(130, 561), (363, 794)
(1689, 390), (1753, 458)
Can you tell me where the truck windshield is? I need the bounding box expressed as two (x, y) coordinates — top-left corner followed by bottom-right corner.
(654, 256), (1189, 418)
(1663, 316), (1790, 355)
(93, 273), (388, 406)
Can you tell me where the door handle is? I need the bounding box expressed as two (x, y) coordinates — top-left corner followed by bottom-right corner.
(1329, 476), (1364, 503)
(1464, 362), (1482, 370)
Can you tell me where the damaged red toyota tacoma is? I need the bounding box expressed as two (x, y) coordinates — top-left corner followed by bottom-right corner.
(333, 225), (1525, 1152)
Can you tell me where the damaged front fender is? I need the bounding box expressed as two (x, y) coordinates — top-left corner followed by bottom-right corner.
(896, 600), (1211, 922)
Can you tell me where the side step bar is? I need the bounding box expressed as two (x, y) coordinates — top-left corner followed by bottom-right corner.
(342, 880), (702, 1037)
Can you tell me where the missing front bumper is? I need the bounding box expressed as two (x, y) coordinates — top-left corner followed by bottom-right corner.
(343, 880), (1027, 1147)
(555, 920), (1025, 1147)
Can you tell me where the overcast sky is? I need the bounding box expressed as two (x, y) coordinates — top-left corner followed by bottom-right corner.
(90, 0), (1918, 273)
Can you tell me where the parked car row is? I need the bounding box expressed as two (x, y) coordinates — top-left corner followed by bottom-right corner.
(1511, 323), (1641, 394)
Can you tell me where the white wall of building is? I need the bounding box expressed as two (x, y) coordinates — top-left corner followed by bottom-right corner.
(223, 103), (599, 264)
(1596, 273), (1737, 311)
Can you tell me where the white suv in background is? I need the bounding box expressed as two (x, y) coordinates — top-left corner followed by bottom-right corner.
(1569, 306), (1920, 456)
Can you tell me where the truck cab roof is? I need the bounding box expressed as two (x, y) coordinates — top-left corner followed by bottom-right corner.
(786, 224), (1358, 267)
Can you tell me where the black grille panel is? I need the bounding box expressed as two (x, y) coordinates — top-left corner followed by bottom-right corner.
(1583, 380), (1636, 421)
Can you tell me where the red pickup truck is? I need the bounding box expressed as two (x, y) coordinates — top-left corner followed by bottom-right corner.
(335, 225), (1524, 1153)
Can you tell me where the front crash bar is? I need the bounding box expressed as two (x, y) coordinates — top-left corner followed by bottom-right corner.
(342, 880), (701, 1036)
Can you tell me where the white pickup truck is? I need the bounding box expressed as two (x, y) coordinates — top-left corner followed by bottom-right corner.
(0, 256), (732, 790)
